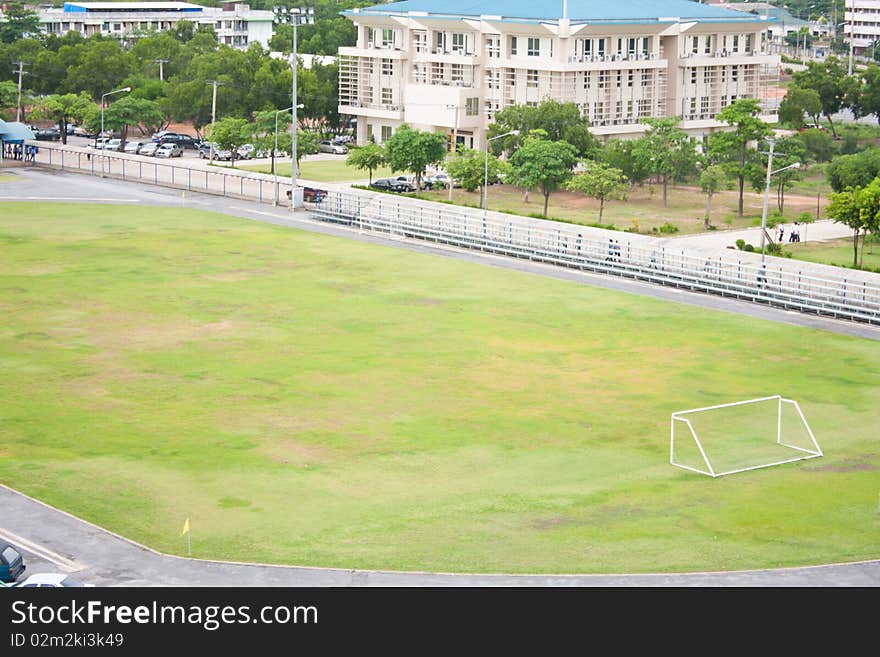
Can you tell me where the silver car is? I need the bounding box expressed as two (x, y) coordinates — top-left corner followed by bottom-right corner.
(138, 142), (160, 157)
(318, 140), (348, 154)
(155, 143), (182, 158)
(124, 141), (146, 154)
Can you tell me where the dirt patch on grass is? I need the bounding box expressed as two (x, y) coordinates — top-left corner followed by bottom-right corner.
(71, 313), (244, 351)
(260, 438), (336, 466)
(202, 269), (269, 282)
(531, 516), (570, 530)
(807, 455), (878, 472)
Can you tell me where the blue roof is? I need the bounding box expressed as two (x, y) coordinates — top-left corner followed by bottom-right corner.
(0, 120), (36, 143)
(347, 0), (770, 22)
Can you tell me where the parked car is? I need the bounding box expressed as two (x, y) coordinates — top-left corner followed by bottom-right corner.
(33, 127), (61, 141)
(138, 142), (160, 157)
(303, 186), (328, 202)
(16, 573), (91, 588)
(318, 140), (348, 154)
(236, 143), (255, 159)
(155, 143), (183, 158)
(0, 542), (25, 583)
(198, 141), (216, 159)
(105, 138), (123, 151)
(394, 175), (421, 191)
(159, 133), (200, 149)
(370, 177), (410, 192)
(72, 125), (94, 138)
(124, 140), (146, 154)
(151, 130), (177, 143)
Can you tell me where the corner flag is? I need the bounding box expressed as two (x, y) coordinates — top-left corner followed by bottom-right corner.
(181, 517), (190, 536)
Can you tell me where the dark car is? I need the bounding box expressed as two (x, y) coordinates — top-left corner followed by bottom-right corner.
(370, 178), (410, 193)
(0, 542), (25, 583)
(33, 127), (61, 141)
(285, 187), (328, 203)
(160, 133), (201, 149)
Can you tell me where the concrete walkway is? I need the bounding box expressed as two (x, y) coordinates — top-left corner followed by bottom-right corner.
(668, 218), (852, 256)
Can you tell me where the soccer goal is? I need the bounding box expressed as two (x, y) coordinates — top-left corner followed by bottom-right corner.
(670, 395), (822, 477)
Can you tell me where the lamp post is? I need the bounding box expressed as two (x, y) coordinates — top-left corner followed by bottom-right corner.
(274, 5), (314, 210)
(760, 138), (801, 263)
(446, 103), (460, 201)
(483, 129), (519, 211)
(273, 103), (303, 205)
(100, 86), (130, 178)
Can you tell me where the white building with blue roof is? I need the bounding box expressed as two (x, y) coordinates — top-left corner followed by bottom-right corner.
(338, 0), (780, 147)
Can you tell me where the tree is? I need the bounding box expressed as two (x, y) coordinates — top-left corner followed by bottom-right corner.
(778, 85), (822, 128)
(487, 99), (597, 157)
(827, 148), (880, 192)
(295, 130), (320, 164)
(850, 63), (880, 124)
(443, 147), (509, 193)
(62, 39), (133, 100)
(346, 142), (385, 184)
(0, 80), (22, 120)
(796, 128), (834, 162)
(699, 165), (727, 228)
(102, 96), (165, 148)
(208, 117), (250, 168)
(750, 136), (807, 213)
(826, 180), (880, 268)
(792, 58), (858, 138)
(631, 117), (698, 206)
(384, 124), (448, 191)
(29, 92), (94, 145)
(599, 138), (651, 185)
(0, 3), (41, 44)
(507, 136), (579, 218)
(707, 98), (772, 216)
(854, 178), (880, 268)
(565, 161), (628, 223)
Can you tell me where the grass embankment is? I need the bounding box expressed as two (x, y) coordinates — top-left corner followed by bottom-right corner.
(1, 202), (878, 573)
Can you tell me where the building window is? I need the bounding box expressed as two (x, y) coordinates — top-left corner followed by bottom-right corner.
(486, 35), (500, 58)
(451, 64), (464, 83)
(510, 36), (518, 56)
(381, 125), (392, 141)
(382, 28), (394, 48)
(616, 70), (622, 87)
(413, 64), (426, 84)
(690, 98), (697, 115)
(701, 96), (710, 116)
(745, 34), (752, 53)
(692, 35), (699, 54)
(582, 71), (590, 90)
(627, 37), (636, 56)
(628, 70), (634, 87)
(527, 37), (540, 57)
(597, 38), (605, 56)
(598, 71), (606, 89)
(704, 68), (711, 83)
(452, 32), (465, 53)
(705, 35), (713, 54)
(381, 88), (392, 105)
(382, 59), (393, 75)
(413, 31), (427, 53)
(527, 69), (538, 88)
(732, 66), (738, 82)
(691, 68), (697, 84)
(733, 35), (739, 52)
(435, 31), (446, 53)
(465, 97), (479, 116)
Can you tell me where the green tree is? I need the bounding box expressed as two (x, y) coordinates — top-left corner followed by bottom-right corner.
(208, 117), (251, 168)
(632, 116), (698, 207)
(0, 3), (41, 44)
(444, 147), (509, 193)
(296, 130), (319, 164)
(62, 39), (133, 100)
(796, 128), (834, 162)
(599, 138), (651, 185)
(29, 92), (94, 145)
(566, 161), (628, 223)
(103, 96), (165, 148)
(792, 57), (857, 138)
(850, 63), (880, 124)
(778, 85), (822, 128)
(384, 124), (448, 191)
(708, 98), (772, 216)
(346, 142), (385, 184)
(750, 137), (807, 213)
(487, 99), (597, 157)
(826, 180), (880, 268)
(827, 148), (880, 192)
(0, 80), (23, 120)
(507, 136), (579, 218)
(699, 164), (727, 228)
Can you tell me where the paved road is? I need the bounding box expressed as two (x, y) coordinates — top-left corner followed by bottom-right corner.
(2, 168), (879, 586)
(668, 218), (853, 255)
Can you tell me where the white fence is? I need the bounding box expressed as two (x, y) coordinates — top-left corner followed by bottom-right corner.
(312, 189), (880, 326)
(26, 142), (880, 326)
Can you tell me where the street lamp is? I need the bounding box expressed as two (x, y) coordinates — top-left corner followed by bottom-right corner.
(273, 5), (314, 210)
(760, 138), (801, 263)
(483, 129), (519, 211)
(100, 86), (130, 178)
(273, 103), (303, 206)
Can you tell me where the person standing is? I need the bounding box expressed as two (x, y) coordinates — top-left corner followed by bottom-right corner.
(778, 223), (785, 243)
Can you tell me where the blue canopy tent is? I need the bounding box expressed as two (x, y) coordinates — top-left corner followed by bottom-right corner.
(0, 120), (37, 162)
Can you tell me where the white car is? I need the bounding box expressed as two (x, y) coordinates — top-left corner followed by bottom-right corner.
(155, 143), (183, 158)
(318, 140), (348, 154)
(138, 142), (160, 157)
(16, 573), (92, 587)
(236, 143), (255, 159)
(124, 141), (146, 154)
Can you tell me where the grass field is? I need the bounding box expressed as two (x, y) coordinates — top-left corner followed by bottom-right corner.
(787, 236), (880, 271)
(1, 202), (879, 574)
(244, 159), (394, 183)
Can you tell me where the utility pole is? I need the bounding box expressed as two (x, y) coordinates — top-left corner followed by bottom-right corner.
(206, 80), (223, 162)
(14, 61), (27, 123)
(154, 59), (169, 82)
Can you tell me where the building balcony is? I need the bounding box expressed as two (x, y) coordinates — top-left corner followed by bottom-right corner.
(678, 51), (778, 66)
(412, 49), (479, 65)
(338, 102), (403, 120)
(339, 46), (407, 60)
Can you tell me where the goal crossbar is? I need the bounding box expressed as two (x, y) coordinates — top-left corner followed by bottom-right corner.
(670, 395), (822, 478)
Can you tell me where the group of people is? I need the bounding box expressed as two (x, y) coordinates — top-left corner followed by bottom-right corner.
(777, 222), (801, 244)
(1, 143), (38, 162)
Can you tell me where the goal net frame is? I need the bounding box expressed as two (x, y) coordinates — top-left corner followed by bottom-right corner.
(670, 395), (822, 478)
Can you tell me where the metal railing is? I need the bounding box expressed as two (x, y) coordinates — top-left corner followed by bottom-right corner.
(27, 142), (880, 325)
(312, 190), (880, 326)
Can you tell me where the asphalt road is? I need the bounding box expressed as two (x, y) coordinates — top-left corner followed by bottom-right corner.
(2, 167), (879, 586)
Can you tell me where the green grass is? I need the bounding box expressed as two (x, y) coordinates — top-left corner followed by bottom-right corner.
(787, 236), (880, 271)
(242, 159), (395, 183)
(1, 202), (879, 574)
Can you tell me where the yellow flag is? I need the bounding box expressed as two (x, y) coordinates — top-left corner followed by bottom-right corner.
(181, 517), (190, 536)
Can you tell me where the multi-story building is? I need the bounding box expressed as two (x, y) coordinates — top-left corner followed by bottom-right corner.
(338, 0), (779, 148)
(844, 0), (880, 56)
(35, 2), (274, 50)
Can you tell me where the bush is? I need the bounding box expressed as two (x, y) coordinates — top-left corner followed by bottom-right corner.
(736, 238), (746, 250)
(658, 222), (679, 234)
(798, 211), (815, 224)
(743, 243), (755, 252)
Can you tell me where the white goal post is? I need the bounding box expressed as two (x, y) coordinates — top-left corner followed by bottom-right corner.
(670, 395), (823, 478)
